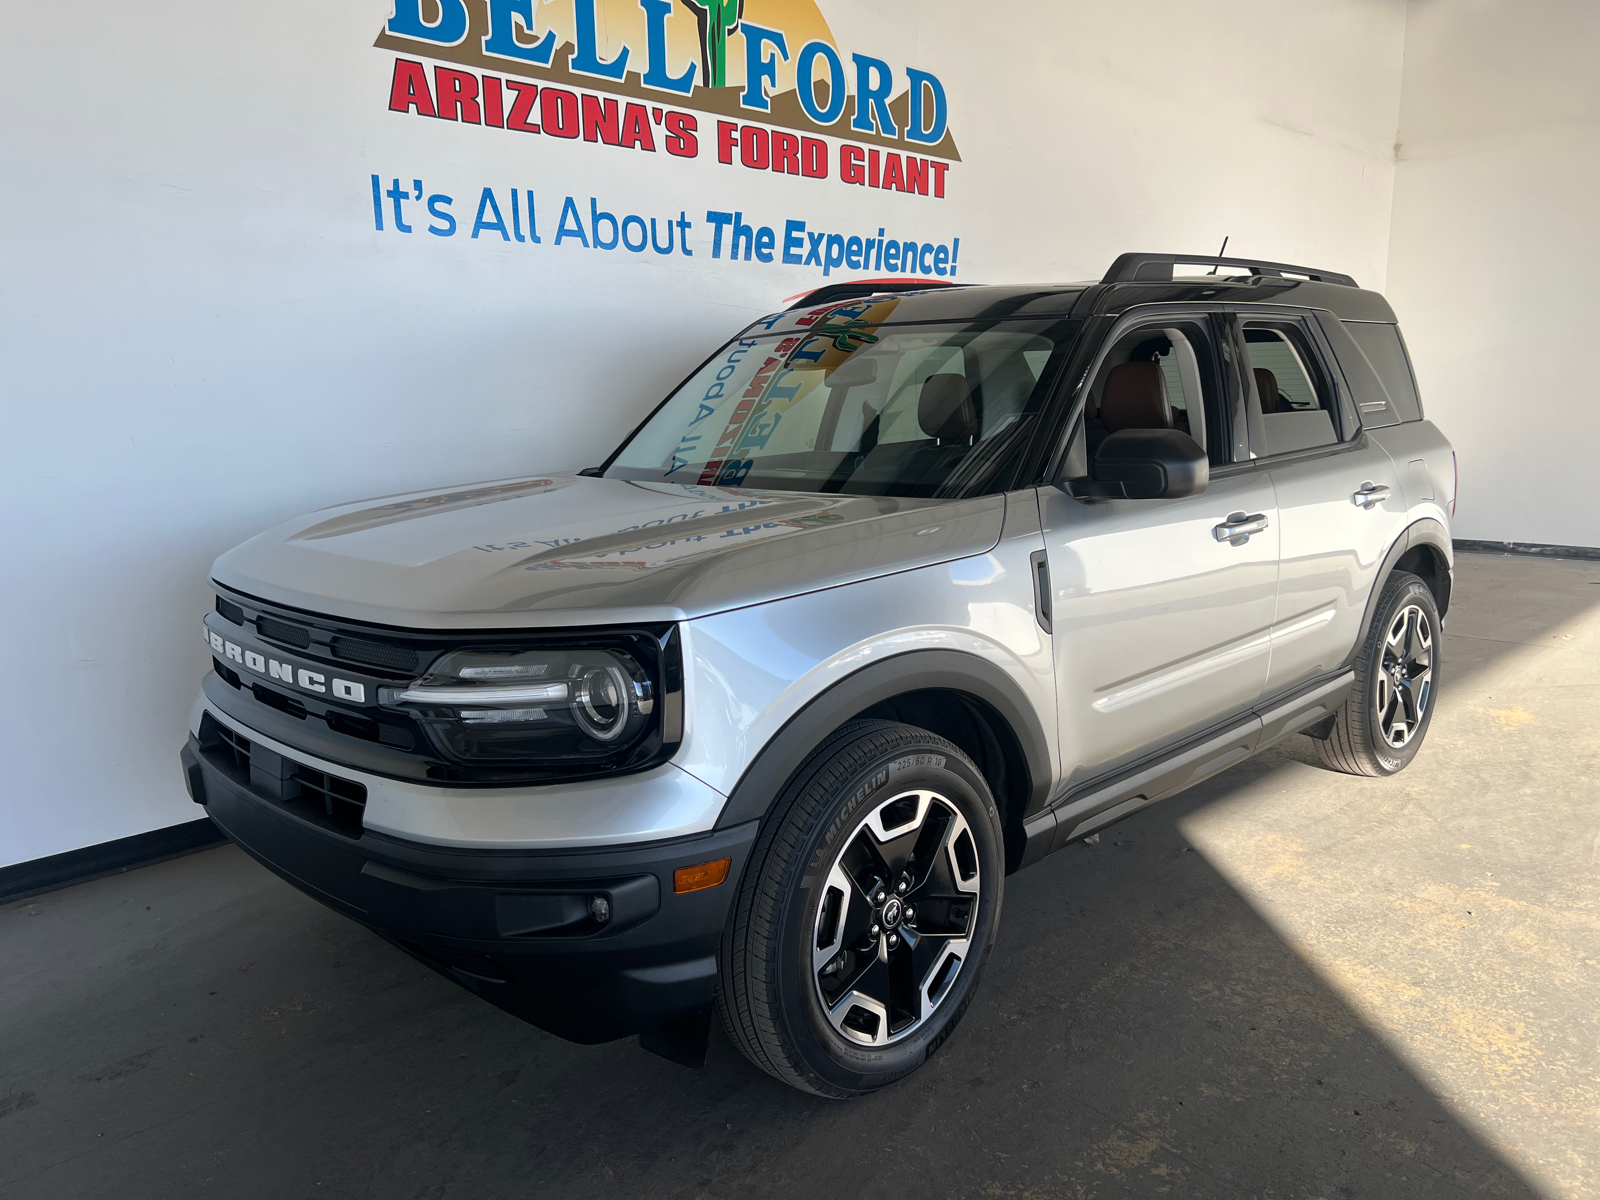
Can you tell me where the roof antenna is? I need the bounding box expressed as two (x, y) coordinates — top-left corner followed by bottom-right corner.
(1208, 236), (1229, 274)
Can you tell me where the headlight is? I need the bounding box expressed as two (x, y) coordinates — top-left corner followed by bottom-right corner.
(379, 645), (662, 765)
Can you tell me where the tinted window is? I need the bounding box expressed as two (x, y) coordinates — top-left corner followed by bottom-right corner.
(1243, 323), (1342, 456)
(608, 320), (1079, 497)
(1343, 322), (1422, 423)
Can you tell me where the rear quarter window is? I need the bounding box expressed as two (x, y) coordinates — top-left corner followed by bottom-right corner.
(1342, 321), (1423, 424)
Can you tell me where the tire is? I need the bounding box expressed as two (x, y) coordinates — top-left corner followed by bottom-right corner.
(716, 720), (1004, 1098)
(1313, 570), (1441, 776)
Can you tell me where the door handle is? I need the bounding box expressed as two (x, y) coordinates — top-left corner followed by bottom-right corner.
(1213, 512), (1269, 544)
(1351, 482), (1391, 509)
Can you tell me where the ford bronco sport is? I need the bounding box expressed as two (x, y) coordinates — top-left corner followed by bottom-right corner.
(181, 252), (1455, 1097)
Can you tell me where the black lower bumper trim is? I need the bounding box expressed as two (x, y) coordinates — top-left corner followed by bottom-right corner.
(181, 736), (755, 1045)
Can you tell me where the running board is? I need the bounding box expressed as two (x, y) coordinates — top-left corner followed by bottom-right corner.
(1018, 671), (1354, 868)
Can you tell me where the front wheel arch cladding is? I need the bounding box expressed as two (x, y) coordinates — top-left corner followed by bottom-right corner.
(713, 649), (1053, 841)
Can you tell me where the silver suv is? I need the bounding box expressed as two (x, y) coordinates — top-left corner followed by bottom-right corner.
(181, 252), (1455, 1097)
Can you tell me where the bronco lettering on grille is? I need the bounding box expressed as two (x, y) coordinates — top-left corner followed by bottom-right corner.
(206, 626), (366, 704)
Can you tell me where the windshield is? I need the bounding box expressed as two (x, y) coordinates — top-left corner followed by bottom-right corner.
(607, 318), (1080, 497)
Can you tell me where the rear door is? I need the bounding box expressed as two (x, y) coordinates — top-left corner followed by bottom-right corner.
(1039, 309), (1279, 791)
(1226, 307), (1407, 697)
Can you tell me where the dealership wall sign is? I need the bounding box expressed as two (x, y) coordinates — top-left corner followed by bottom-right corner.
(370, 0), (963, 278)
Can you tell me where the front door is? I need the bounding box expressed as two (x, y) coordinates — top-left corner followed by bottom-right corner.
(1041, 311), (1280, 792)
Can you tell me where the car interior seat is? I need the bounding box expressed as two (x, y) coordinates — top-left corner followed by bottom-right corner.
(1254, 367), (1283, 414)
(1088, 361), (1171, 456)
(846, 372), (979, 494)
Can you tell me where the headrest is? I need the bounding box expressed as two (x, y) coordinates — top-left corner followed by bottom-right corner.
(1253, 367), (1281, 413)
(1101, 362), (1171, 433)
(919, 373), (979, 442)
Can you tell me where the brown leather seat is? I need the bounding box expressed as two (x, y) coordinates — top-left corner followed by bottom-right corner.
(1253, 367), (1282, 414)
(1100, 362), (1172, 432)
(919, 373), (979, 442)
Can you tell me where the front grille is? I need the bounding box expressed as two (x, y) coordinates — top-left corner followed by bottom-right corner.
(211, 718), (251, 776)
(287, 765), (367, 837)
(251, 683), (307, 720)
(378, 723), (416, 750)
(256, 615), (312, 649)
(197, 713), (366, 838)
(205, 590), (678, 785)
(331, 635), (417, 673)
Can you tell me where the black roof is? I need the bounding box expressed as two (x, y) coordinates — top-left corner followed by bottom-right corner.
(783, 255), (1398, 325)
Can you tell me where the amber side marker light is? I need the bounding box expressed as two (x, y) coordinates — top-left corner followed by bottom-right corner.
(674, 857), (732, 894)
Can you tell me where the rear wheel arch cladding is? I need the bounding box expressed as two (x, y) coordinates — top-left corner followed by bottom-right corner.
(1394, 529), (1452, 617)
(1350, 521), (1449, 666)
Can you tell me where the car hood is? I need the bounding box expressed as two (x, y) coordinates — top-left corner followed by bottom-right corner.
(211, 474), (1006, 629)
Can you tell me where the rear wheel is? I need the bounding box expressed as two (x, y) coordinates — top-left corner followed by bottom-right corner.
(716, 720), (1003, 1097)
(1313, 571), (1440, 776)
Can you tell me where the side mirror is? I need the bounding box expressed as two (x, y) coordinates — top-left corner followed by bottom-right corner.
(1070, 428), (1209, 500)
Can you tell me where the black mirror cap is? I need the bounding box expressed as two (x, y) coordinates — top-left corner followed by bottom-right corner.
(1089, 428), (1209, 499)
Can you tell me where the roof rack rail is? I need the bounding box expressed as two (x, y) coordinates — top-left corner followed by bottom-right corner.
(1101, 253), (1357, 288)
(785, 278), (964, 311)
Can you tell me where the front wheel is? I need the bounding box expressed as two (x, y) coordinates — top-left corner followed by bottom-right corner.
(716, 720), (1004, 1097)
(1313, 570), (1441, 776)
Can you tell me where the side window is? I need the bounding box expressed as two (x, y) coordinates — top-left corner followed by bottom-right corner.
(1242, 321), (1343, 456)
(1082, 320), (1228, 467)
(1342, 321), (1422, 424)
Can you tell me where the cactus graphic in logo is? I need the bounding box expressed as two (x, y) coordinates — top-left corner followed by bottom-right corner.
(681, 0), (742, 89)
(375, 0), (960, 162)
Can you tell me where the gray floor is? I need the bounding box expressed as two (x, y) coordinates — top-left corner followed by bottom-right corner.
(3, 553), (1596, 1199)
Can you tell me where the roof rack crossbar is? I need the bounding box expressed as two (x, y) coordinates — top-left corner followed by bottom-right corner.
(1100, 253), (1357, 289)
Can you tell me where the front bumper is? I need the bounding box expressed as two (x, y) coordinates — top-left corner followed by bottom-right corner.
(180, 729), (757, 1045)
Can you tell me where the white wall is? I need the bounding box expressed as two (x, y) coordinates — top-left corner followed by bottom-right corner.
(1385, 0), (1600, 548)
(0, 0), (1409, 867)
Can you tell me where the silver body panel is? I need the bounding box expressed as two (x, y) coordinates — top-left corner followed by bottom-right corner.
(211, 475), (1003, 630)
(678, 492), (1057, 799)
(1364, 420), (1457, 527)
(1038, 470), (1280, 791)
(1263, 437), (1409, 693)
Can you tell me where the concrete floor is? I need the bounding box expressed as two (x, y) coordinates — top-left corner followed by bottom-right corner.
(2, 552), (1596, 1199)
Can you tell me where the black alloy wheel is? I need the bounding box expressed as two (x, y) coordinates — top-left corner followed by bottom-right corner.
(717, 720), (1004, 1097)
(812, 787), (981, 1047)
(1313, 570), (1442, 776)
(1375, 601), (1435, 749)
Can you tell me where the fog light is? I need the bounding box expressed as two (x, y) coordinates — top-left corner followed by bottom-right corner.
(673, 857), (732, 894)
(588, 895), (611, 925)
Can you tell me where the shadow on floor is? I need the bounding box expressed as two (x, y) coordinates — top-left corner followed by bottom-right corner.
(2, 553), (1594, 1198)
